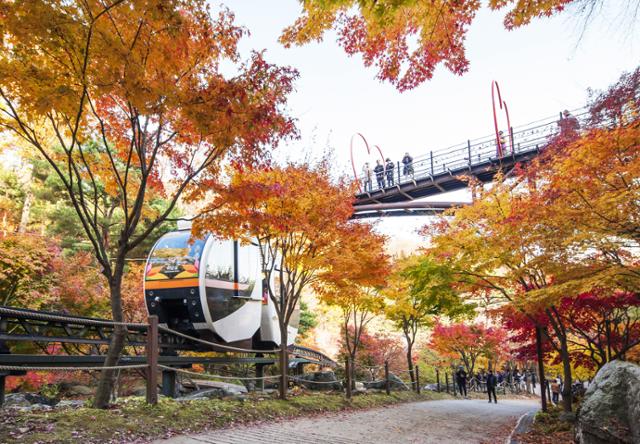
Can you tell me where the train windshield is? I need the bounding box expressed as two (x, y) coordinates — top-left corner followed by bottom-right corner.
(145, 231), (205, 281)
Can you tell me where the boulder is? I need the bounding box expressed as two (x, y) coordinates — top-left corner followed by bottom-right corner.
(364, 374), (410, 391)
(178, 388), (226, 400)
(576, 360), (640, 444)
(3, 392), (57, 407)
(55, 400), (86, 409)
(67, 385), (93, 396)
(3, 393), (32, 408)
(295, 371), (343, 391)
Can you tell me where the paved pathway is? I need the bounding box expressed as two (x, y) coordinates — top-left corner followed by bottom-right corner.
(155, 399), (539, 444)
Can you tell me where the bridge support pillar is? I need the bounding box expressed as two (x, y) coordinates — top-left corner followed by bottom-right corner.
(161, 369), (177, 398)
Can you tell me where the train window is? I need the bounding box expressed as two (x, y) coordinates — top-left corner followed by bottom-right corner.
(145, 231), (205, 280)
(237, 244), (258, 296)
(205, 240), (234, 283)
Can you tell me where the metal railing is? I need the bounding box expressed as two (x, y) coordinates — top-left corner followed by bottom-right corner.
(357, 108), (589, 194)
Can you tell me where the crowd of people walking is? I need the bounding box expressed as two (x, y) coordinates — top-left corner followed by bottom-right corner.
(451, 364), (587, 406)
(361, 153), (413, 192)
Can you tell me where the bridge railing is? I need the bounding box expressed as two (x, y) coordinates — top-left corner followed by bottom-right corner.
(357, 108), (589, 194)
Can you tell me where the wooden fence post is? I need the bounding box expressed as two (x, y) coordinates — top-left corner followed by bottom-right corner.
(415, 366), (421, 394)
(436, 369), (440, 392)
(345, 357), (352, 400)
(384, 361), (390, 395)
(146, 315), (159, 405)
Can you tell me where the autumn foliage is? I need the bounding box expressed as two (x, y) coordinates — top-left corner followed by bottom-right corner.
(283, 0), (604, 90)
(430, 321), (508, 375)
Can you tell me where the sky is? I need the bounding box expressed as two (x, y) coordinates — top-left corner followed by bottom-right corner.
(228, 2), (640, 252)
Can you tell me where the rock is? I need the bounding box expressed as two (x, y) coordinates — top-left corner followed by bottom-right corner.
(364, 374), (410, 391)
(423, 384), (439, 392)
(24, 393), (57, 406)
(3, 394), (31, 408)
(67, 385), (93, 396)
(28, 403), (53, 411)
(576, 360), (640, 444)
(355, 382), (366, 392)
(177, 388), (226, 400)
(55, 400), (85, 409)
(295, 371), (343, 391)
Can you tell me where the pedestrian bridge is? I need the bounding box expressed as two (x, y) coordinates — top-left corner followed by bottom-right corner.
(352, 108), (586, 219)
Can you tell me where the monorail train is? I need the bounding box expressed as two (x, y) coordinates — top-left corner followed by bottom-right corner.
(144, 229), (299, 350)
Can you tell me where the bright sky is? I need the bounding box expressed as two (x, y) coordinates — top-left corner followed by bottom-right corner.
(227, 2), (639, 252)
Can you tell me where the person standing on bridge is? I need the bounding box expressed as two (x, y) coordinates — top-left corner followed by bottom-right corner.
(385, 158), (395, 186)
(456, 366), (468, 398)
(402, 152), (413, 178)
(486, 370), (498, 403)
(374, 159), (385, 189)
(362, 162), (372, 192)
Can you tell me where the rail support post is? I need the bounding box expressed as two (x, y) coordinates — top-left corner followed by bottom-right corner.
(415, 366), (421, 394)
(146, 315), (159, 405)
(436, 369), (440, 392)
(0, 316), (7, 408)
(0, 375), (5, 408)
(384, 361), (390, 395)
(345, 357), (352, 400)
(161, 369), (176, 398)
(445, 372), (450, 394)
(255, 363), (265, 392)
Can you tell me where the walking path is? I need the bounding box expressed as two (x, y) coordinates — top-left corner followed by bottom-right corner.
(155, 398), (539, 444)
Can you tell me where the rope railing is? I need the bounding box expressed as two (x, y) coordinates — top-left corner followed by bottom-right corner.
(0, 306), (148, 329)
(158, 365), (279, 381)
(0, 364), (149, 372)
(157, 325), (280, 355)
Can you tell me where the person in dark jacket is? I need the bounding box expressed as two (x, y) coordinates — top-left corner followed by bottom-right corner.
(455, 366), (468, 398)
(402, 152), (413, 177)
(486, 370), (498, 403)
(373, 160), (385, 189)
(385, 158), (395, 186)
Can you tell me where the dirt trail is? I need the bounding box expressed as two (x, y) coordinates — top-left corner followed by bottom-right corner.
(155, 398), (539, 444)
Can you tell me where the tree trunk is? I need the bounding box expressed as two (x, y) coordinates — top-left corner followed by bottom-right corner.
(535, 326), (548, 412)
(94, 270), (126, 408)
(279, 321), (288, 400)
(559, 333), (573, 413)
(406, 345), (415, 389)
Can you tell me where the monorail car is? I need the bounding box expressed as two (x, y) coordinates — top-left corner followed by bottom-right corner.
(144, 230), (299, 350)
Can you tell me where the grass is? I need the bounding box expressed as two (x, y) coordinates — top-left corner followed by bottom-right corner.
(517, 405), (575, 444)
(0, 390), (450, 443)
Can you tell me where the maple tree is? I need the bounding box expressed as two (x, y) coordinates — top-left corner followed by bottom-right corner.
(430, 321), (508, 376)
(315, 221), (390, 386)
(338, 327), (406, 381)
(282, 0), (617, 91)
(0, 0), (296, 407)
(501, 291), (640, 371)
(193, 161), (356, 399)
(383, 255), (472, 387)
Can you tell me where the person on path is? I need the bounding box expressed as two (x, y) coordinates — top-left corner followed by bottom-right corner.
(374, 160), (385, 189)
(402, 152), (413, 177)
(385, 158), (395, 186)
(362, 162), (372, 192)
(486, 370), (498, 403)
(551, 381), (561, 405)
(455, 366), (468, 398)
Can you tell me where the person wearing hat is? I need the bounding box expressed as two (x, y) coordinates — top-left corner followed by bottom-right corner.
(373, 159), (385, 189)
(385, 158), (395, 186)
